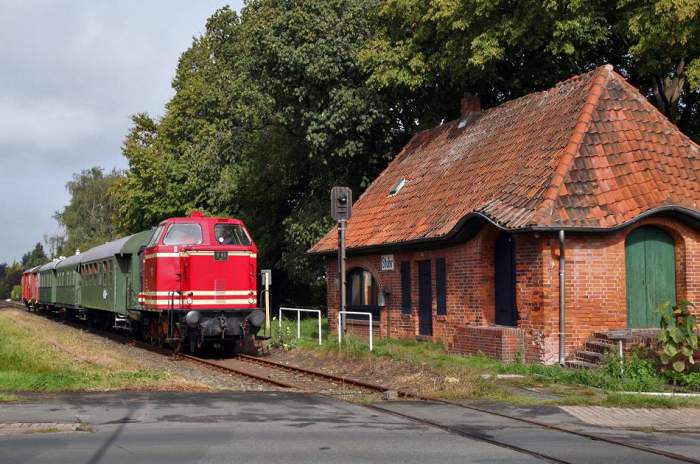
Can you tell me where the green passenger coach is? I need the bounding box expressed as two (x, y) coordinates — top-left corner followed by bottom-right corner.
(55, 253), (81, 309)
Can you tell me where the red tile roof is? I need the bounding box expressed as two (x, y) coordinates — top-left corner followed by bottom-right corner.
(310, 65), (700, 254)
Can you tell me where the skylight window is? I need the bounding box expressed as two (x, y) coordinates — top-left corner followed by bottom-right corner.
(389, 178), (406, 196)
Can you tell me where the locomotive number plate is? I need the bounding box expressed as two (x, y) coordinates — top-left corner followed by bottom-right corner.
(214, 251), (228, 261)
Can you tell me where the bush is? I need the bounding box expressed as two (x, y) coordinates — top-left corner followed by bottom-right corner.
(270, 319), (297, 350)
(657, 300), (697, 373)
(10, 285), (21, 301)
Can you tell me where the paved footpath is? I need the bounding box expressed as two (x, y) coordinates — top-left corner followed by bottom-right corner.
(0, 392), (698, 464)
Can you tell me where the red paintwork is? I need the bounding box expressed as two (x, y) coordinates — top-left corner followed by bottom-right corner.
(139, 215), (258, 312)
(21, 269), (40, 304)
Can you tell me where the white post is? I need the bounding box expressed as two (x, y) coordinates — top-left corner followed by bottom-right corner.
(337, 310), (373, 351)
(278, 307), (282, 328)
(338, 312), (342, 345)
(368, 313), (373, 352)
(279, 307), (323, 345)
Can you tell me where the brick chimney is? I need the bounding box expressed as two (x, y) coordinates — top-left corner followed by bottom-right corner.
(460, 94), (481, 118)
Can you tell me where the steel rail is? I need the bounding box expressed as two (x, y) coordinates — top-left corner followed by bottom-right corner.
(236, 354), (393, 392)
(364, 403), (572, 464)
(179, 354), (296, 389)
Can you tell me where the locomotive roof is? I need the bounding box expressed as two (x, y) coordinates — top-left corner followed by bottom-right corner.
(159, 215), (244, 225)
(23, 265), (42, 274)
(79, 235), (133, 264)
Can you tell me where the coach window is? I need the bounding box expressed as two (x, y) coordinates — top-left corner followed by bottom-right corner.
(163, 223), (203, 246)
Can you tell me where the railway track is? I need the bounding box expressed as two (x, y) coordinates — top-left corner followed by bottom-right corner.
(3, 301), (698, 464)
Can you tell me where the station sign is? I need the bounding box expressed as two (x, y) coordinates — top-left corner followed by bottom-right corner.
(381, 254), (395, 271)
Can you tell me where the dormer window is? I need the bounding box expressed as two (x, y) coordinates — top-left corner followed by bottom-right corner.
(389, 178), (406, 196)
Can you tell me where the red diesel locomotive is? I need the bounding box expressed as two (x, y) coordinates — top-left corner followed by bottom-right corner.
(139, 212), (264, 351)
(22, 212), (265, 353)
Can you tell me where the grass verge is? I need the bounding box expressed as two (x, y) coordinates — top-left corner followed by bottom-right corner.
(0, 309), (200, 393)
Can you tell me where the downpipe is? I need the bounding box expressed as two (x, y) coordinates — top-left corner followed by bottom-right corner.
(558, 230), (566, 366)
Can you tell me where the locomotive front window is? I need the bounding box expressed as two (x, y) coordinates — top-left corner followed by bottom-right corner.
(214, 224), (251, 245)
(163, 223), (203, 246)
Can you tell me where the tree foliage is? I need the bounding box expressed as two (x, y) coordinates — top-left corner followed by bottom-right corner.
(361, 0), (700, 139)
(20, 243), (47, 269)
(115, 1), (405, 304)
(54, 167), (124, 257)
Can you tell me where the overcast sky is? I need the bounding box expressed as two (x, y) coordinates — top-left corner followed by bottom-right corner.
(0, 0), (243, 264)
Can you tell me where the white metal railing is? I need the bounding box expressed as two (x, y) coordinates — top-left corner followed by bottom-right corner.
(278, 307), (322, 345)
(337, 310), (373, 351)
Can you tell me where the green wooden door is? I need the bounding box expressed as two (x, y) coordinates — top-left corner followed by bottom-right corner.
(625, 226), (676, 328)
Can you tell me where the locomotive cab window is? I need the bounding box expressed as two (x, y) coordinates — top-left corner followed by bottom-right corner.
(215, 224), (251, 245)
(163, 223), (203, 246)
(147, 225), (165, 247)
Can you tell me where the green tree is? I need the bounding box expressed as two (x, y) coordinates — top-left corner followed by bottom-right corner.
(0, 263), (22, 299)
(20, 243), (47, 269)
(116, 1), (404, 304)
(54, 167), (124, 256)
(360, 0), (700, 140)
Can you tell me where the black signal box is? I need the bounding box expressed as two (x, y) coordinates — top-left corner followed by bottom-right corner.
(331, 186), (352, 221)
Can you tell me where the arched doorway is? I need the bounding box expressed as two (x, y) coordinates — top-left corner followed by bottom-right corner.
(625, 226), (676, 328)
(494, 233), (517, 326)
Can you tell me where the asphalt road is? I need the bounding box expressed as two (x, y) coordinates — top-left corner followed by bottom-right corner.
(0, 392), (698, 464)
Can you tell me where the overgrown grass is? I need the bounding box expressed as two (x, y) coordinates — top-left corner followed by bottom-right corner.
(0, 312), (171, 392)
(273, 316), (700, 407)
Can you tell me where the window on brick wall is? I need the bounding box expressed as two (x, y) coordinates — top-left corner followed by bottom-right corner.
(401, 261), (411, 314)
(347, 268), (380, 320)
(436, 258), (447, 315)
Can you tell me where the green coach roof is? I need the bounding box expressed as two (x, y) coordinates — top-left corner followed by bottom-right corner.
(55, 253), (82, 270)
(38, 259), (63, 272)
(118, 229), (154, 255)
(79, 236), (133, 264)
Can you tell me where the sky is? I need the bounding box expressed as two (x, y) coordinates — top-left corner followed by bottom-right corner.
(0, 0), (243, 264)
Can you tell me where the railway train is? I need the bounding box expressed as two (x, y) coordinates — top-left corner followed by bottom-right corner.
(20, 212), (265, 353)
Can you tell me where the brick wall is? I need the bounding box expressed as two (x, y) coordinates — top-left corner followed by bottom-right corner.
(324, 216), (700, 363)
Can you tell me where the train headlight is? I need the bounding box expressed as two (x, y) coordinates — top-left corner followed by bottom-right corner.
(185, 311), (201, 327)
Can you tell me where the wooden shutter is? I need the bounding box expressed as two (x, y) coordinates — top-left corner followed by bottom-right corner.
(436, 258), (447, 315)
(401, 261), (411, 313)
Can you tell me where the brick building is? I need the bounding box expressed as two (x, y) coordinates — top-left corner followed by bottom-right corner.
(309, 65), (700, 364)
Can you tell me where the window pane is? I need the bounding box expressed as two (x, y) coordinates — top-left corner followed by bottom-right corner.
(362, 270), (378, 306)
(214, 224), (251, 245)
(350, 272), (361, 306)
(147, 225), (164, 247)
(163, 224), (203, 246)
